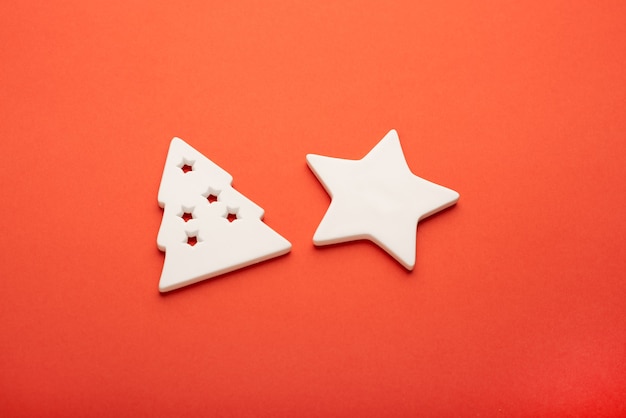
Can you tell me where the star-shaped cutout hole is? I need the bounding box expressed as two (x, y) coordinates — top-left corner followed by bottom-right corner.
(306, 129), (459, 270)
(186, 233), (199, 247)
(202, 187), (221, 205)
(178, 206), (195, 222)
(224, 208), (239, 222)
(178, 157), (195, 174)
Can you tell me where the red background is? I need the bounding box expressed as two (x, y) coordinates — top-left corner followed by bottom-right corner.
(1, 1), (625, 416)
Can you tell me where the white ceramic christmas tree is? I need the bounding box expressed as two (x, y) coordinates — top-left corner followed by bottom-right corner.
(156, 137), (291, 292)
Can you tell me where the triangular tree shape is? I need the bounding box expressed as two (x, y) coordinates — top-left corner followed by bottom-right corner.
(156, 137), (291, 292)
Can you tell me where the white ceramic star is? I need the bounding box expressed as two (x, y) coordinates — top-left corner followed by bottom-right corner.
(306, 129), (459, 270)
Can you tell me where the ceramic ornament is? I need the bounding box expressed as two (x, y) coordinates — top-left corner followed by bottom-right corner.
(156, 137), (291, 292)
(306, 129), (459, 270)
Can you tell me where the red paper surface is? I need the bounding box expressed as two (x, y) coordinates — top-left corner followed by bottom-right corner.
(1, 1), (625, 416)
